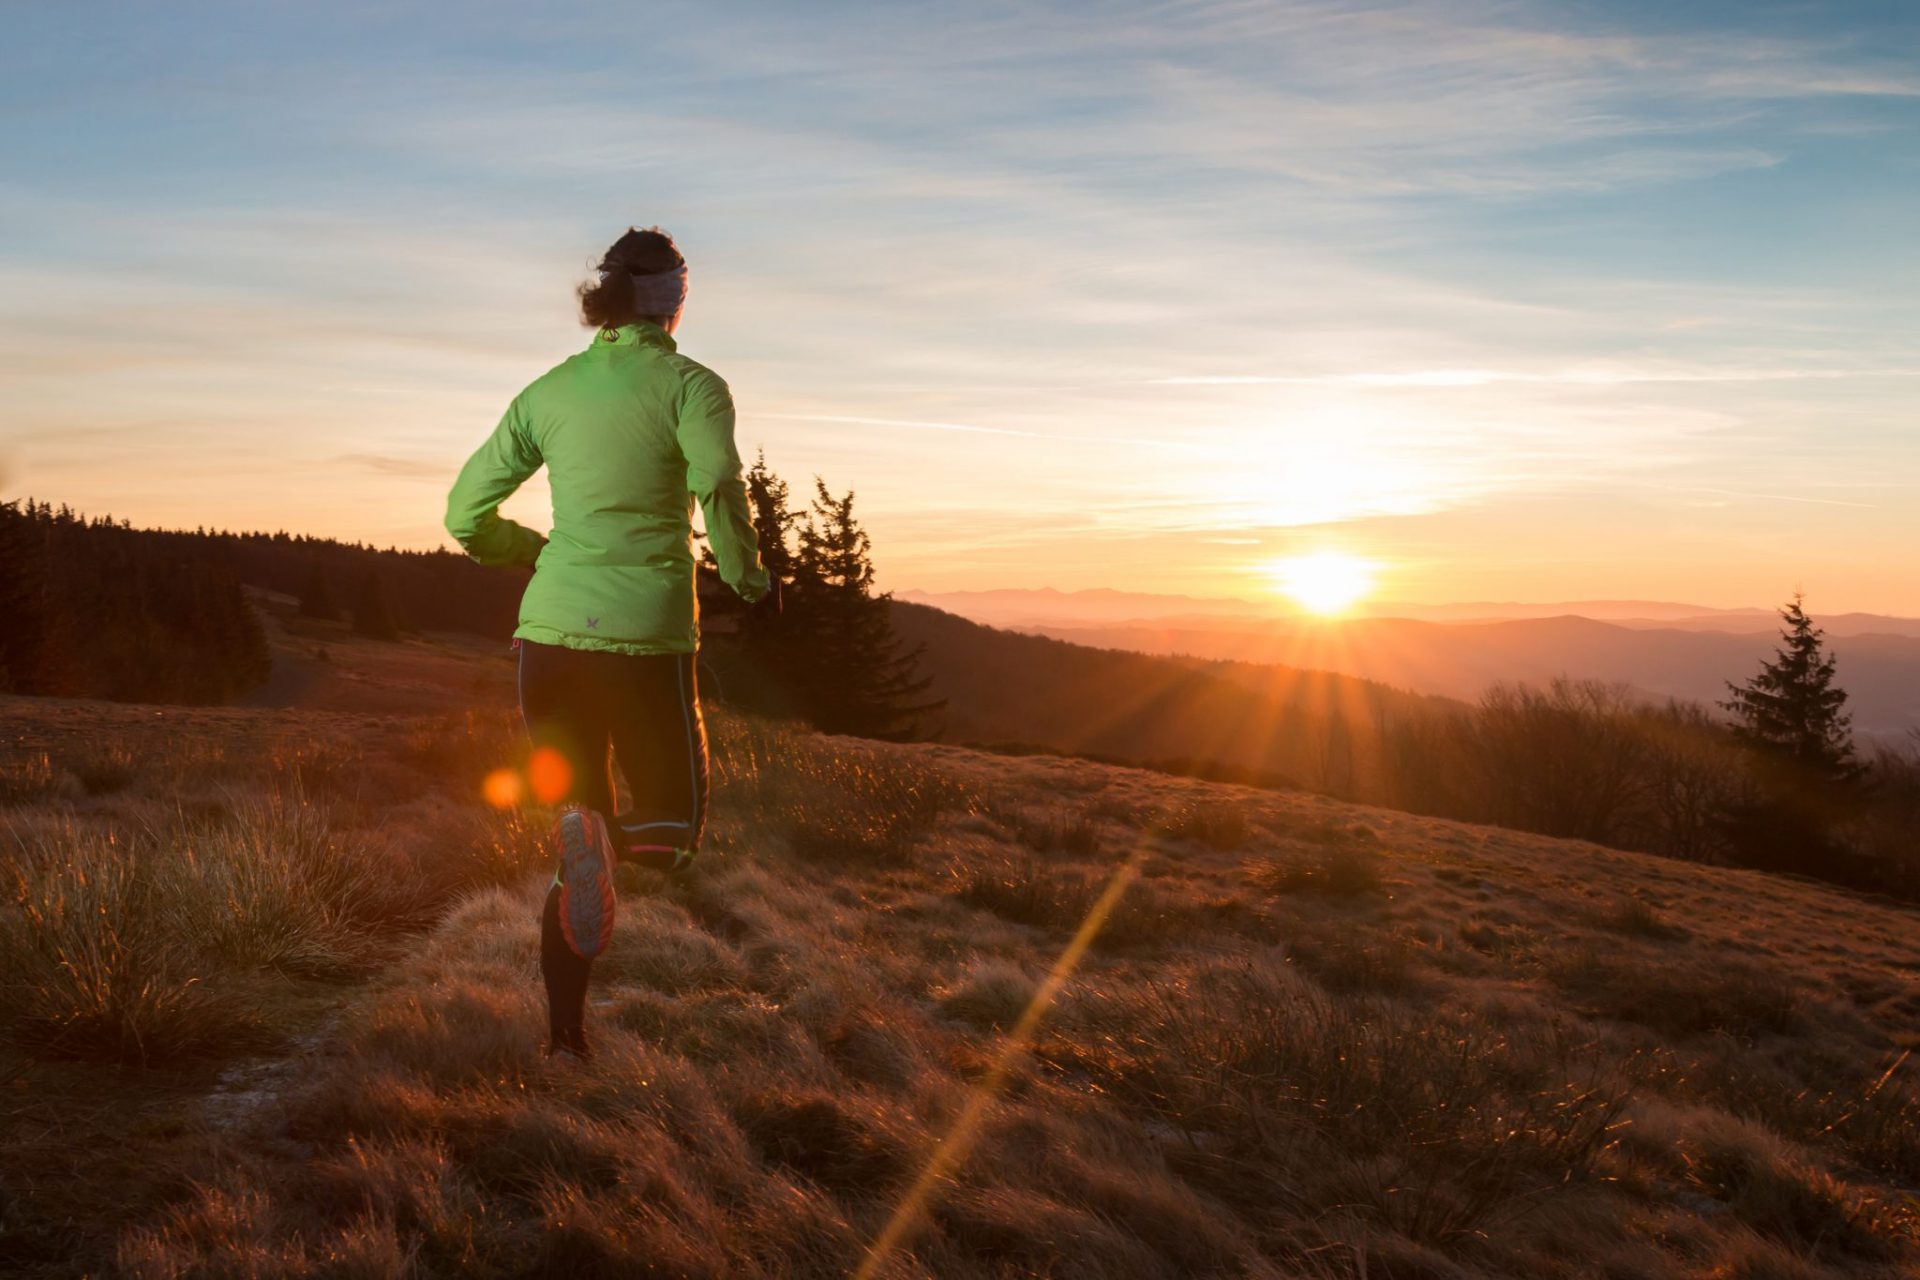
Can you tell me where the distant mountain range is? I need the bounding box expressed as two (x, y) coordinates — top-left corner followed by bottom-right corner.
(898, 588), (1920, 736)
(896, 587), (1920, 637)
(894, 587), (1278, 627)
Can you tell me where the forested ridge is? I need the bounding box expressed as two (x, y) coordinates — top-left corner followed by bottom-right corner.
(0, 499), (525, 703)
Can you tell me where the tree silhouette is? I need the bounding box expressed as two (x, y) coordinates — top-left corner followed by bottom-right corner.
(789, 479), (943, 740)
(298, 560), (341, 621)
(1721, 594), (1860, 783)
(352, 570), (401, 641)
(745, 450), (797, 584)
(0, 502), (48, 693)
(0, 499), (267, 702)
(1717, 595), (1865, 878)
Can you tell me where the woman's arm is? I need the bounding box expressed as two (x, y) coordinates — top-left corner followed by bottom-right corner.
(445, 397), (548, 568)
(678, 368), (770, 602)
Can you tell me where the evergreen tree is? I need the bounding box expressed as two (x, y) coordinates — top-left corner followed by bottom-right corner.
(1720, 595), (1861, 783)
(1716, 595), (1868, 882)
(740, 451), (803, 688)
(352, 570), (401, 640)
(298, 560), (341, 621)
(745, 450), (797, 583)
(0, 501), (46, 693)
(789, 479), (943, 740)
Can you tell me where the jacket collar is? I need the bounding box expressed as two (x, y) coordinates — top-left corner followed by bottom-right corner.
(591, 322), (676, 352)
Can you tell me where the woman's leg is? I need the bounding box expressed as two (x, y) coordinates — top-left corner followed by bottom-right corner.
(516, 641), (615, 1054)
(606, 651), (709, 869)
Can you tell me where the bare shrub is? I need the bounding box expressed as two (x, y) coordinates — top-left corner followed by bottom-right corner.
(1633, 701), (1745, 862)
(1468, 678), (1654, 845)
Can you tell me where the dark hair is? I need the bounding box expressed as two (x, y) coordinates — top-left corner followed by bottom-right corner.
(578, 226), (686, 329)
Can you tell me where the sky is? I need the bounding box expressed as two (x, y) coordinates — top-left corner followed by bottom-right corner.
(3, 0), (1918, 612)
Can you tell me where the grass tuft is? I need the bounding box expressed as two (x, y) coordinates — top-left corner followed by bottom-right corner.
(1250, 844), (1386, 896)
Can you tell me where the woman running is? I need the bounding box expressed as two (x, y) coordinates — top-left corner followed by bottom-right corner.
(445, 226), (775, 1060)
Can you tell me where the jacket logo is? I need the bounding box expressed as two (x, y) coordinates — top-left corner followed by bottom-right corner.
(586, 616), (599, 629)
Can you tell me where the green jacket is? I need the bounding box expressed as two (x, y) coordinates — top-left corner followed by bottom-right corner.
(445, 323), (769, 654)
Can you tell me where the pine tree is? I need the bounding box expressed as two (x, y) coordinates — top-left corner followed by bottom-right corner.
(1716, 594), (1868, 882)
(298, 560), (341, 621)
(0, 501), (45, 693)
(745, 450), (797, 583)
(790, 479), (943, 740)
(1720, 594), (1860, 783)
(741, 450), (803, 674)
(352, 570), (401, 641)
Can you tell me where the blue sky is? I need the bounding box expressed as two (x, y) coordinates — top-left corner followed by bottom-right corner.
(3, 0), (1918, 610)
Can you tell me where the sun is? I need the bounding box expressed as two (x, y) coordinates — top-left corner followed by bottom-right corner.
(1268, 552), (1377, 616)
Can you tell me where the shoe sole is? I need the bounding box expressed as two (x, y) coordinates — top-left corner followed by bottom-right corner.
(555, 808), (616, 959)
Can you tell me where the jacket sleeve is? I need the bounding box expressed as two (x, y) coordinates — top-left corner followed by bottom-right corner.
(444, 396), (548, 568)
(678, 368), (770, 602)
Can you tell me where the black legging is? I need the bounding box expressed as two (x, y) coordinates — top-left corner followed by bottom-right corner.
(517, 639), (710, 1048)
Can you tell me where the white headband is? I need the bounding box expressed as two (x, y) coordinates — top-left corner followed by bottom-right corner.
(628, 264), (688, 316)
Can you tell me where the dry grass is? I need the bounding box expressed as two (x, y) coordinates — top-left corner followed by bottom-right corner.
(2, 688), (1918, 1278)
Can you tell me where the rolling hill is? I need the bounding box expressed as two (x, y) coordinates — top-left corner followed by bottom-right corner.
(1, 615), (1916, 1278)
(886, 600), (1452, 797)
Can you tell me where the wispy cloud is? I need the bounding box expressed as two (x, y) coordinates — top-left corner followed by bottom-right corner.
(336, 453), (448, 478)
(5, 0), (1919, 608)
(763, 412), (1191, 451)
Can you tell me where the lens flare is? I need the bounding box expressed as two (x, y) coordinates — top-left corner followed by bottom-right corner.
(855, 848), (1147, 1278)
(528, 747), (573, 805)
(482, 767), (524, 809)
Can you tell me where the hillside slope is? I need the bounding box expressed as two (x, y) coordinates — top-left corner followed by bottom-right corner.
(3, 687), (1915, 1277)
(890, 600), (1450, 796)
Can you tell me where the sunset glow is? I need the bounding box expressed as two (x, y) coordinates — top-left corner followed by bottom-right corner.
(1268, 552), (1377, 616)
(4, 4), (1920, 612)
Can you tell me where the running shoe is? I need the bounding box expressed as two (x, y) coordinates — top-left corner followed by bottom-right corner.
(553, 805), (616, 959)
